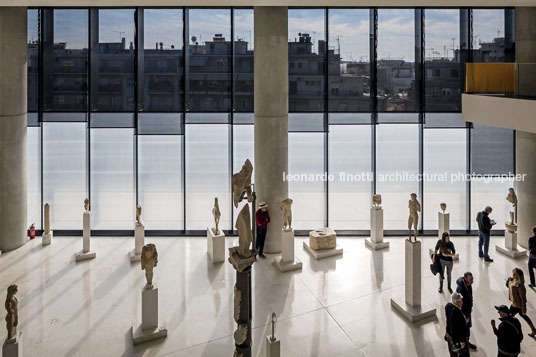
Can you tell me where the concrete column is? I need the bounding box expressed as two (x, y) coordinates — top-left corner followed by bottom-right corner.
(515, 7), (536, 248)
(254, 7), (288, 254)
(0, 7), (28, 252)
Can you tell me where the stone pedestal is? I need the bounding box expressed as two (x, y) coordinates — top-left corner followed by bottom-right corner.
(266, 336), (280, 357)
(2, 332), (22, 357)
(130, 223), (145, 263)
(42, 231), (53, 246)
(438, 212), (450, 239)
(391, 240), (436, 323)
(76, 212), (95, 262)
(303, 227), (343, 260)
(131, 283), (167, 345)
(365, 208), (389, 250)
(274, 228), (302, 272)
(496, 231), (527, 259)
(233, 266), (253, 357)
(207, 227), (225, 264)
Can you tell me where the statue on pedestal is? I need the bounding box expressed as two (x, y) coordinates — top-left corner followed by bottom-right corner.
(5, 284), (18, 341)
(212, 197), (221, 235)
(270, 312), (277, 342)
(440, 203), (447, 213)
(44, 203), (51, 234)
(372, 194), (382, 209)
(136, 204), (143, 225)
(232, 159), (253, 207)
(84, 198), (89, 212)
(141, 244), (158, 286)
(280, 198), (293, 230)
(505, 187), (518, 233)
(408, 193), (421, 242)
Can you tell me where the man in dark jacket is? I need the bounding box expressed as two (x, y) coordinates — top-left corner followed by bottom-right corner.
(445, 292), (468, 356)
(476, 206), (495, 262)
(528, 226), (536, 288)
(456, 272), (476, 350)
(492, 305), (523, 356)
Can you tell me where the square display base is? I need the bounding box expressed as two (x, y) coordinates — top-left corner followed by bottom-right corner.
(495, 245), (527, 259)
(42, 231), (53, 246)
(266, 336), (281, 357)
(303, 242), (343, 260)
(2, 332), (22, 357)
(365, 238), (389, 250)
(428, 248), (459, 260)
(207, 228), (225, 264)
(274, 256), (302, 272)
(75, 251), (96, 262)
(129, 250), (141, 263)
(390, 297), (436, 323)
(131, 324), (167, 345)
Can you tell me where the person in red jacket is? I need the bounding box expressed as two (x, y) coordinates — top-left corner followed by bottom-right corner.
(255, 201), (270, 258)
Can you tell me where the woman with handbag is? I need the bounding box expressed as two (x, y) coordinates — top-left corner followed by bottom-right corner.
(507, 268), (536, 337)
(433, 232), (456, 293)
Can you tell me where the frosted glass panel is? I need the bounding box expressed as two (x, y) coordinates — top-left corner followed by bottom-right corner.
(138, 136), (183, 230)
(328, 125), (372, 229)
(90, 129), (135, 229)
(423, 129), (467, 230)
(471, 179), (513, 230)
(289, 132), (325, 229)
(376, 124), (419, 229)
(43, 123), (87, 229)
(185, 124), (230, 230)
(233, 124), (254, 226)
(27, 127), (41, 229)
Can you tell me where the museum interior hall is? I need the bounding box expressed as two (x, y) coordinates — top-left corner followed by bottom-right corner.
(2, 1), (536, 356)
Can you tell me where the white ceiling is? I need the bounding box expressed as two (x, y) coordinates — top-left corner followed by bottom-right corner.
(0, 0), (535, 7)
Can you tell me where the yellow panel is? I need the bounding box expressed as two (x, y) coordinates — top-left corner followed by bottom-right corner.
(465, 63), (515, 93)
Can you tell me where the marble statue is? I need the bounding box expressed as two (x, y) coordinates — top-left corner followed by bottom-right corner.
(408, 193), (421, 241)
(280, 198), (293, 230)
(141, 244), (158, 286)
(5, 284), (18, 341)
(440, 203), (447, 213)
(505, 187), (518, 233)
(235, 204), (252, 258)
(234, 324), (248, 345)
(212, 197), (221, 235)
(44, 203), (51, 234)
(84, 198), (89, 212)
(506, 187), (518, 208)
(233, 285), (241, 322)
(232, 159), (253, 207)
(372, 194), (382, 209)
(136, 204), (142, 225)
(270, 312), (277, 342)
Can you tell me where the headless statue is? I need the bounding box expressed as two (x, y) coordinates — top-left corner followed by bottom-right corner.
(408, 193), (421, 241)
(5, 284), (18, 341)
(141, 244), (158, 286)
(280, 198), (293, 230)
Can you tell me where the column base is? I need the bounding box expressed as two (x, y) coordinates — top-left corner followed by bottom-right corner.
(207, 227), (225, 263)
(2, 332), (22, 357)
(131, 324), (167, 345)
(365, 238), (389, 250)
(303, 242), (343, 260)
(129, 250), (141, 263)
(428, 249), (459, 260)
(390, 297), (436, 323)
(273, 256), (302, 272)
(75, 251), (96, 262)
(266, 336), (281, 357)
(495, 245), (527, 259)
(42, 231), (53, 246)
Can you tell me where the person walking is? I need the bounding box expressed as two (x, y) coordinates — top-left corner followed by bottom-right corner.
(445, 292), (469, 356)
(507, 268), (536, 337)
(433, 232), (456, 293)
(528, 226), (536, 288)
(255, 201), (270, 258)
(492, 305), (523, 357)
(456, 272), (477, 350)
(476, 206), (496, 262)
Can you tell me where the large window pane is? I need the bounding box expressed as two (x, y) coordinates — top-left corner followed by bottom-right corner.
(185, 124), (230, 230)
(234, 9), (254, 112)
(188, 9), (231, 111)
(472, 9), (505, 62)
(471, 179), (513, 230)
(328, 124), (372, 229)
(377, 9), (415, 111)
(233, 124), (254, 225)
(90, 129), (135, 229)
(97, 9), (135, 111)
(376, 124), (419, 229)
(289, 132), (325, 229)
(28, 9), (39, 112)
(328, 9), (370, 112)
(43, 123), (87, 229)
(424, 9), (460, 111)
(143, 9), (183, 112)
(289, 9), (326, 112)
(27, 127), (41, 229)
(138, 135), (183, 230)
(423, 129), (466, 230)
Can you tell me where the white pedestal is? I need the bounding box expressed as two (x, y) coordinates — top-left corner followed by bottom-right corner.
(496, 231), (527, 259)
(207, 227), (225, 264)
(428, 248), (459, 261)
(132, 283), (167, 345)
(274, 229), (302, 272)
(438, 212), (450, 240)
(2, 332), (22, 357)
(42, 231), (53, 246)
(391, 240), (436, 323)
(130, 223), (145, 263)
(303, 241), (343, 260)
(266, 336), (281, 357)
(366, 208), (389, 250)
(77, 212), (95, 262)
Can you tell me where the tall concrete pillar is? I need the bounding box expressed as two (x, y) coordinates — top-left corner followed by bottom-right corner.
(0, 7), (28, 252)
(515, 7), (536, 248)
(254, 7), (288, 254)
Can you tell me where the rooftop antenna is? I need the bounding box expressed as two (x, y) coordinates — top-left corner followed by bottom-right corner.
(113, 31), (125, 43)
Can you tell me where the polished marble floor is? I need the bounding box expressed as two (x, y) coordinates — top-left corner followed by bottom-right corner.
(1, 235), (536, 356)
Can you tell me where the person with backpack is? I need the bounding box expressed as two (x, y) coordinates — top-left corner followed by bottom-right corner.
(507, 268), (536, 337)
(445, 292), (469, 356)
(492, 305), (523, 357)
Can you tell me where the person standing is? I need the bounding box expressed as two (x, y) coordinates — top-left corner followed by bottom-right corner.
(507, 268), (536, 337)
(456, 272), (477, 350)
(433, 232), (456, 293)
(445, 292), (469, 356)
(491, 305), (523, 357)
(528, 226), (536, 288)
(255, 201), (270, 258)
(476, 206), (496, 262)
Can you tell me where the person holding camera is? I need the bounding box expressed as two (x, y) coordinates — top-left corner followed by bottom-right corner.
(476, 206), (496, 262)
